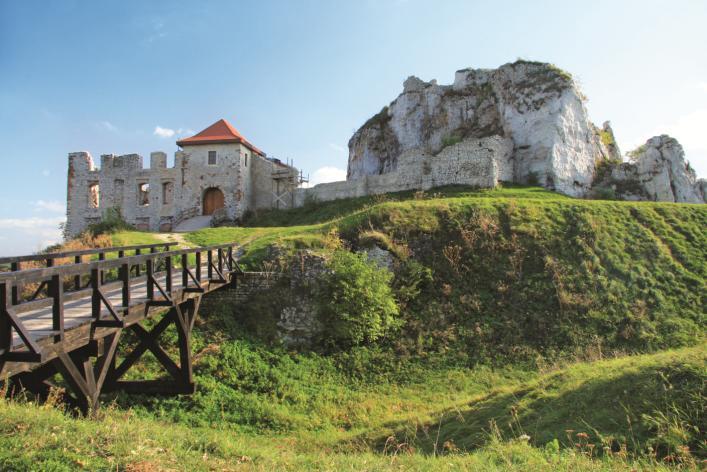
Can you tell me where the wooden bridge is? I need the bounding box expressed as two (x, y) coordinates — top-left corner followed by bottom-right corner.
(0, 242), (242, 413)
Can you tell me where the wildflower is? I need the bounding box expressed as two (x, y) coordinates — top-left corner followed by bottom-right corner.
(576, 432), (589, 439)
(519, 434), (531, 442)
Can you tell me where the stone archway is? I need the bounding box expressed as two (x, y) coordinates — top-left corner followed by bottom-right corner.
(202, 187), (225, 215)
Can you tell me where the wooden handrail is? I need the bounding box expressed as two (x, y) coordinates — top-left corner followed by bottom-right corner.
(0, 242), (178, 265)
(0, 243), (238, 284)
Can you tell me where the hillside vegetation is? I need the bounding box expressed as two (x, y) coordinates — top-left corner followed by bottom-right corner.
(188, 186), (706, 359)
(3, 186), (705, 470)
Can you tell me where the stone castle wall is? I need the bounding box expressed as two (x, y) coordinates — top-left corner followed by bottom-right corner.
(200, 271), (282, 313)
(66, 144), (299, 237)
(293, 135), (513, 206)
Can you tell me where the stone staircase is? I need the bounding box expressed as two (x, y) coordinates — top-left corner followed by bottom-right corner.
(174, 215), (212, 232)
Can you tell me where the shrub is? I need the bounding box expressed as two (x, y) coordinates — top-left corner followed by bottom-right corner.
(315, 250), (400, 349)
(593, 187), (616, 200)
(86, 207), (133, 236)
(441, 134), (462, 149)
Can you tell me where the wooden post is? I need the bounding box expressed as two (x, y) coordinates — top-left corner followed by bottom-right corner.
(10, 262), (19, 305)
(90, 268), (101, 322)
(207, 250), (213, 279)
(165, 256), (172, 294)
(74, 255), (81, 291)
(121, 262), (130, 311)
(195, 251), (201, 283)
(0, 283), (12, 356)
(146, 257), (154, 300)
(135, 249), (141, 276)
(181, 254), (188, 288)
(98, 252), (105, 285)
(176, 302), (193, 387)
(50, 274), (64, 343)
(217, 248), (223, 275)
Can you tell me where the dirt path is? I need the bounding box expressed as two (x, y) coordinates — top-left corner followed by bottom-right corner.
(154, 232), (192, 249)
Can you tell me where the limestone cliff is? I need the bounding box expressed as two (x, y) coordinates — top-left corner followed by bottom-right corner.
(347, 60), (606, 197)
(602, 136), (706, 203)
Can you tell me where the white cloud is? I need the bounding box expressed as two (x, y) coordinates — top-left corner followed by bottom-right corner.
(306, 166), (347, 187)
(0, 216), (65, 231)
(328, 143), (347, 154)
(698, 82), (707, 93)
(0, 216), (64, 255)
(154, 126), (176, 138)
(33, 200), (66, 214)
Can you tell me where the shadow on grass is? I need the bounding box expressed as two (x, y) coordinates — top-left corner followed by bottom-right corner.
(345, 359), (703, 458)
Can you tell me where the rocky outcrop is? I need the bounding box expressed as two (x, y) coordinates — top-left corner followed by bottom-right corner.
(347, 60), (606, 197)
(603, 136), (706, 203)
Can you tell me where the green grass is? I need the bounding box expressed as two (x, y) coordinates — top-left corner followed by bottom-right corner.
(6, 185), (703, 470)
(168, 186), (706, 358)
(111, 230), (164, 247)
(1, 346), (702, 470)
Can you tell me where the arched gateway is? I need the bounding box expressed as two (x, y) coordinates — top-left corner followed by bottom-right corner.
(202, 187), (225, 215)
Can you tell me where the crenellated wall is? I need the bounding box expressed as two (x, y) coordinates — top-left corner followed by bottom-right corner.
(66, 144), (299, 237)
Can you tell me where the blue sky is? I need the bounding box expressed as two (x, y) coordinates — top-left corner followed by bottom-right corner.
(1, 0), (706, 255)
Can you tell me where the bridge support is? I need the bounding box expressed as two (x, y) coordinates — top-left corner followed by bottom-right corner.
(104, 297), (200, 396)
(10, 332), (122, 415)
(9, 297), (202, 415)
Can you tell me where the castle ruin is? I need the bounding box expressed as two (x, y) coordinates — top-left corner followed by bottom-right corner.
(66, 119), (300, 236)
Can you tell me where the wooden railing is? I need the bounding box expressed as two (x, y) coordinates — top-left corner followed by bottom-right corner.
(0, 243), (241, 364)
(0, 243), (177, 305)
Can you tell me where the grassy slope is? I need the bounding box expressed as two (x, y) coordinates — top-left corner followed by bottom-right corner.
(1, 347), (701, 471)
(110, 230), (165, 247)
(183, 186), (705, 356)
(3, 186), (704, 470)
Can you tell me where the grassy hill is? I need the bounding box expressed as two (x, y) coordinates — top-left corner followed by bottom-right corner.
(2, 186), (704, 470)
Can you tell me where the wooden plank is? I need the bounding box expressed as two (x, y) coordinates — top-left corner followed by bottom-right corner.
(0, 242), (178, 265)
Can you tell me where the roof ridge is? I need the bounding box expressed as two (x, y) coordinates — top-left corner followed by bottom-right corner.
(176, 119), (265, 156)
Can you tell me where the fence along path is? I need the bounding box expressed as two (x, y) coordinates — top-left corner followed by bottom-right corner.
(0, 242), (242, 413)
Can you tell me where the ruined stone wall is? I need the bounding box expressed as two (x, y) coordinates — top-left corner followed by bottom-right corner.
(66, 152), (100, 236)
(294, 135), (513, 207)
(65, 143), (300, 236)
(199, 271), (282, 311)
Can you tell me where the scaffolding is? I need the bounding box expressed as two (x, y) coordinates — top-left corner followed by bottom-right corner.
(271, 158), (309, 209)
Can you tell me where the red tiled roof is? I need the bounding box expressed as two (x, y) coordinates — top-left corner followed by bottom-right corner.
(176, 119), (265, 156)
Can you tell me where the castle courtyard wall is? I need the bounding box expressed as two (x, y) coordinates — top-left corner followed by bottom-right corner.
(294, 135), (513, 207)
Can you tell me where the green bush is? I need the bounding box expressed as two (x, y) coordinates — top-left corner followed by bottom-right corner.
(86, 207), (134, 236)
(315, 251), (400, 348)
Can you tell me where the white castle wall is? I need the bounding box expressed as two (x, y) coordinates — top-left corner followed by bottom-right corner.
(66, 143), (299, 237)
(294, 135), (513, 207)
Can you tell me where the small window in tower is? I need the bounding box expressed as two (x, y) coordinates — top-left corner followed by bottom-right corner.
(138, 183), (150, 206)
(208, 151), (217, 165)
(245, 153), (248, 167)
(88, 182), (100, 208)
(162, 181), (173, 205)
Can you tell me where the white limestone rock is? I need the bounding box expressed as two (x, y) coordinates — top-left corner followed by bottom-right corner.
(347, 60), (605, 197)
(611, 136), (705, 203)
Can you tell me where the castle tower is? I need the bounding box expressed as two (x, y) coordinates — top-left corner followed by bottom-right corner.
(175, 119), (267, 220)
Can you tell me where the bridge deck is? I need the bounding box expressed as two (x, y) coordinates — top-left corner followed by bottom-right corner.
(13, 265), (211, 347)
